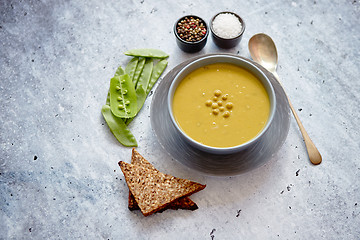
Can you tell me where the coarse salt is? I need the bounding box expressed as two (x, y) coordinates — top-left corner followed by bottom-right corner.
(212, 13), (242, 39)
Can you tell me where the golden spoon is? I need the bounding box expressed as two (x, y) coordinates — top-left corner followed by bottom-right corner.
(248, 33), (322, 165)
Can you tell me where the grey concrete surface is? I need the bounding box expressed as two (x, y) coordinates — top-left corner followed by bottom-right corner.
(1, 0), (359, 239)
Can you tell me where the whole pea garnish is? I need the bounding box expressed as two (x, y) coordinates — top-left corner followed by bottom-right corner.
(226, 102), (233, 110)
(223, 111), (231, 118)
(205, 100), (212, 106)
(214, 89), (222, 96)
(212, 109), (219, 115)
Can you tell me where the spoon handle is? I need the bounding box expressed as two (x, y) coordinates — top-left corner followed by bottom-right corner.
(272, 72), (322, 165)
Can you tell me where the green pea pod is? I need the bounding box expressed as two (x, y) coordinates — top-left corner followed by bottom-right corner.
(115, 65), (125, 76)
(124, 48), (169, 59)
(125, 87), (147, 125)
(135, 86), (147, 112)
(109, 74), (137, 118)
(136, 58), (153, 90)
(126, 59), (166, 125)
(125, 57), (139, 81)
(101, 105), (138, 147)
(146, 59), (168, 94)
(132, 58), (145, 86)
(106, 90), (110, 105)
(106, 66), (125, 105)
(125, 117), (134, 126)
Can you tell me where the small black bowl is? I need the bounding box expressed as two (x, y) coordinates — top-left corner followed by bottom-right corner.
(210, 12), (245, 49)
(174, 15), (209, 53)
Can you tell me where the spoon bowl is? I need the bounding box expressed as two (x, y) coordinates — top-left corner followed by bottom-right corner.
(249, 34), (278, 73)
(248, 33), (322, 165)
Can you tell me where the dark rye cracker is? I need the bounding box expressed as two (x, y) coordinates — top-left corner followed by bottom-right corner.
(128, 148), (198, 211)
(119, 161), (206, 217)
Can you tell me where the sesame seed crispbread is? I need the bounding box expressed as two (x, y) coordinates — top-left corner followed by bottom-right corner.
(131, 148), (156, 170)
(128, 194), (198, 211)
(119, 161), (206, 217)
(128, 148), (198, 211)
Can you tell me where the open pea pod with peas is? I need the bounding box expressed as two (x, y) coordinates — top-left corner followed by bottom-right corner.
(106, 65), (125, 105)
(102, 48), (169, 147)
(103, 66), (138, 146)
(109, 74), (137, 119)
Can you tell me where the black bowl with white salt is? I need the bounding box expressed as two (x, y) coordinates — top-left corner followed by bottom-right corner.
(210, 12), (245, 49)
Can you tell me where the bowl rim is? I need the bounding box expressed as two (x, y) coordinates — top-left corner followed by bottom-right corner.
(174, 15), (209, 45)
(167, 54), (277, 154)
(210, 11), (245, 40)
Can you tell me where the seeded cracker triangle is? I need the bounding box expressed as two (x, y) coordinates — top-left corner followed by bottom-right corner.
(128, 148), (198, 211)
(119, 161), (206, 216)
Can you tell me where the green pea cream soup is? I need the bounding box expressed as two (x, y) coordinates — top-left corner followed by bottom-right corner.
(172, 63), (270, 148)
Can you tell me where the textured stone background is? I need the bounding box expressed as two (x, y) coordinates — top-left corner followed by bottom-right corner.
(1, 0), (359, 239)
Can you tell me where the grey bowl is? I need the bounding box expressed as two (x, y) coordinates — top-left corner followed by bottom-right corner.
(150, 54), (291, 175)
(167, 55), (276, 155)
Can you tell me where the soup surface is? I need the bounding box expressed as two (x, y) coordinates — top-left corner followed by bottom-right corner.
(172, 63), (270, 148)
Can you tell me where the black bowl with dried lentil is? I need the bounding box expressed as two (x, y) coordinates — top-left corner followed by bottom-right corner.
(174, 15), (209, 53)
